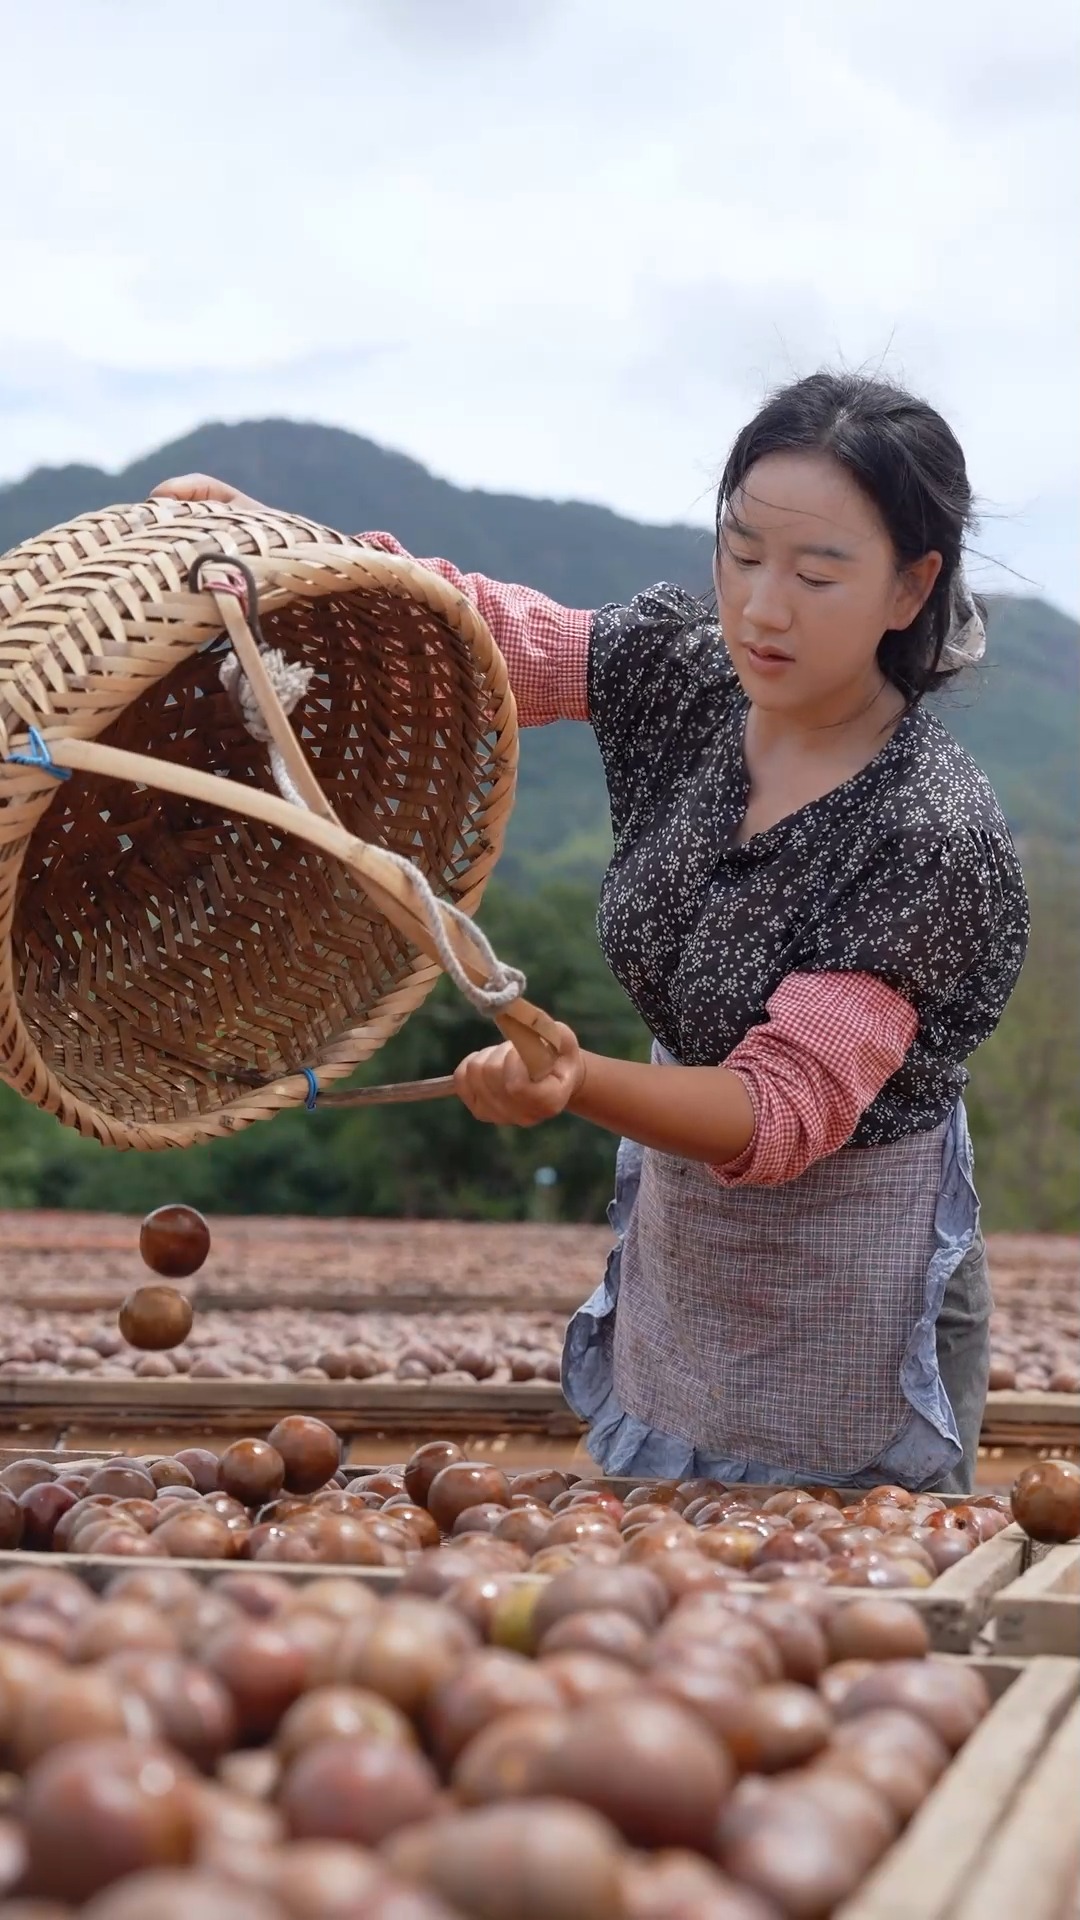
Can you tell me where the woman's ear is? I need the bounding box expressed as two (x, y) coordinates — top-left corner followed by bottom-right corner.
(891, 551), (943, 630)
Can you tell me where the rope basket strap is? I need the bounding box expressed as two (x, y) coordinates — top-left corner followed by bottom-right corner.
(0, 505), (559, 1150)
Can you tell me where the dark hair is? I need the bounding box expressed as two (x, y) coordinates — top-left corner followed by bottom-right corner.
(716, 370), (977, 703)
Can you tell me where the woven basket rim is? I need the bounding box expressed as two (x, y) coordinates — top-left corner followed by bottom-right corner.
(1, 521), (503, 752)
(0, 506), (519, 1148)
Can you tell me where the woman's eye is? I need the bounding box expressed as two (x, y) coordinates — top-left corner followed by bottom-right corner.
(729, 553), (759, 570)
(798, 575), (834, 589)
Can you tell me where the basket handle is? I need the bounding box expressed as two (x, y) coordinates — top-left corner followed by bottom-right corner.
(187, 553), (557, 1085)
(44, 735), (561, 1090)
(209, 576), (340, 825)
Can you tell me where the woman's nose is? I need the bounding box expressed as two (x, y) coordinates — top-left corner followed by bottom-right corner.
(744, 570), (793, 633)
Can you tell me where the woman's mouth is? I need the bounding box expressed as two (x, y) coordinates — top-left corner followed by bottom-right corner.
(744, 643), (795, 674)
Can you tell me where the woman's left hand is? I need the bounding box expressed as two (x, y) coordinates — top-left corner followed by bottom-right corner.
(453, 1022), (585, 1126)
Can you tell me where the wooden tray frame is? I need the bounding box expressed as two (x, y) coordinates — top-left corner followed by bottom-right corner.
(8, 1285), (584, 1315)
(0, 1377), (580, 1436)
(949, 1693), (1080, 1920)
(991, 1541), (1080, 1657)
(980, 1390), (1080, 1432)
(837, 1655), (1080, 1920)
(196, 1287), (588, 1315)
(0, 1525), (1035, 1653)
(2, 1375), (1074, 1446)
(0, 1446), (1045, 1651)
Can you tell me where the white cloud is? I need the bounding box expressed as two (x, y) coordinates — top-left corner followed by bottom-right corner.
(0, 0), (1076, 610)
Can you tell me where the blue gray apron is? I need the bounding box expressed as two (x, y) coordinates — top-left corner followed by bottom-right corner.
(562, 1041), (982, 1491)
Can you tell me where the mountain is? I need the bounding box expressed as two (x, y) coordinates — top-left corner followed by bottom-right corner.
(1, 418), (1076, 881)
(937, 596), (1079, 848)
(0, 419), (715, 610)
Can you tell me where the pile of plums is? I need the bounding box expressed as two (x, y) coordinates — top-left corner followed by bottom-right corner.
(0, 1436), (1022, 1612)
(0, 1435), (1021, 1588)
(988, 1302), (1080, 1394)
(328, 1443), (1014, 1588)
(0, 1309), (563, 1384)
(0, 1518), (994, 1918)
(0, 1421), (349, 1566)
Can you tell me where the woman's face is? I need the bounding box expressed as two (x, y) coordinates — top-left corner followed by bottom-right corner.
(714, 450), (941, 720)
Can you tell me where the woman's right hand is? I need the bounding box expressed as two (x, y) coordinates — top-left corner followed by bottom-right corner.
(149, 472), (265, 510)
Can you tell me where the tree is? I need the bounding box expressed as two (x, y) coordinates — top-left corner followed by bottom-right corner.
(965, 847), (1080, 1232)
(0, 882), (648, 1222)
(2, 862), (1075, 1231)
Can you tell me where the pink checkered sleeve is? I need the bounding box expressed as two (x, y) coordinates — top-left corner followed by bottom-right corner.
(357, 532), (591, 727)
(711, 972), (919, 1187)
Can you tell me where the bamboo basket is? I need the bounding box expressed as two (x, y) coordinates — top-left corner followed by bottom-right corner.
(0, 498), (559, 1149)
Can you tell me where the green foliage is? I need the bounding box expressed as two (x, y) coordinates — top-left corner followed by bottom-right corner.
(1, 418), (1075, 871)
(965, 847), (1080, 1232)
(1, 418), (1077, 1228)
(0, 885), (648, 1223)
(940, 598), (1080, 845)
(4, 861), (1074, 1230)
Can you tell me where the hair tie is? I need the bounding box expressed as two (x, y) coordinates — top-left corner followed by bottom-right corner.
(942, 573), (986, 669)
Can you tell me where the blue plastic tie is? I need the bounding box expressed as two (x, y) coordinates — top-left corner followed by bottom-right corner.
(301, 1068), (319, 1111)
(7, 727), (72, 781)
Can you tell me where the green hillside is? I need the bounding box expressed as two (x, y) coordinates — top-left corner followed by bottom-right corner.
(0, 418), (1076, 1230)
(939, 597), (1079, 846)
(1, 418), (1075, 883)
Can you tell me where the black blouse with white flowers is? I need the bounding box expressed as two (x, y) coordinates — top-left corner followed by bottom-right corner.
(587, 584), (1029, 1146)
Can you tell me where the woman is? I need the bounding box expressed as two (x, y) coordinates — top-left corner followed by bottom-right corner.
(154, 370), (1028, 1492)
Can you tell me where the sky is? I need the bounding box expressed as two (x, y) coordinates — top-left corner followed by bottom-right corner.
(0, 0), (1076, 612)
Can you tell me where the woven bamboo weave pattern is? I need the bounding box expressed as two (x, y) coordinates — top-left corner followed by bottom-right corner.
(0, 503), (518, 1149)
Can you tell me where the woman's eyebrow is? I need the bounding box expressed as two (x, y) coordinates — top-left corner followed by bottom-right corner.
(794, 541), (855, 563)
(722, 517), (854, 564)
(719, 512), (756, 541)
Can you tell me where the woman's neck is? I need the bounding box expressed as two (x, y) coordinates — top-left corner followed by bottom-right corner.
(748, 672), (908, 756)
(736, 675), (909, 843)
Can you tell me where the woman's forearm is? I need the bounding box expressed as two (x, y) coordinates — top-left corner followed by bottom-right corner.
(568, 1052), (756, 1164)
